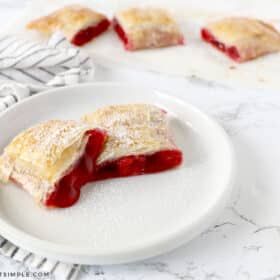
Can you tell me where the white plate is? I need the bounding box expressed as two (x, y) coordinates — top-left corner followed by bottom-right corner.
(0, 83), (235, 265)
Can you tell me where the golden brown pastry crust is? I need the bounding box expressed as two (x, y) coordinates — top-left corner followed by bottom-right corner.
(204, 17), (280, 61)
(0, 120), (91, 204)
(114, 8), (183, 50)
(82, 104), (177, 164)
(27, 5), (108, 40)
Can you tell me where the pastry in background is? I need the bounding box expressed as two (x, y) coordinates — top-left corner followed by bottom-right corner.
(113, 8), (184, 50)
(201, 17), (280, 62)
(27, 5), (110, 46)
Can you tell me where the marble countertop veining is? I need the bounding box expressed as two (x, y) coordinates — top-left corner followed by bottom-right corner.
(1, 1), (280, 280)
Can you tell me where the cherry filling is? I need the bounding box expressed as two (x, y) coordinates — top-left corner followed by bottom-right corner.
(71, 19), (110, 46)
(94, 150), (183, 180)
(45, 129), (106, 208)
(201, 28), (241, 61)
(178, 36), (185, 45)
(46, 145), (182, 208)
(112, 18), (132, 50)
(46, 129), (182, 208)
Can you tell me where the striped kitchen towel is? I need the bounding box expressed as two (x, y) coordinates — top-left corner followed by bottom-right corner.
(0, 32), (96, 279)
(0, 32), (94, 112)
(0, 235), (80, 280)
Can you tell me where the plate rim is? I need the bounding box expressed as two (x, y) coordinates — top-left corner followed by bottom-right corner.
(0, 82), (236, 264)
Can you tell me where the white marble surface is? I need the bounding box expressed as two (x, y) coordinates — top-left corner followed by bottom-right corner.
(1, 1), (280, 279)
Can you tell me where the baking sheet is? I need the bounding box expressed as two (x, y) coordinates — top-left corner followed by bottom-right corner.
(3, 0), (280, 90)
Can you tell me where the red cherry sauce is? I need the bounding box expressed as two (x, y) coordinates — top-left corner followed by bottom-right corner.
(95, 150), (183, 180)
(112, 18), (134, 50)
(71, 19), (110, 46)
(201, 28), (240, 61)
(45, 129), (106, 208)
(46, 129), (183, 208)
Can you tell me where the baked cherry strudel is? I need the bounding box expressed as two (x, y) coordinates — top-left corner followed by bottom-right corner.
(201, 17), (280, 62)
(82, 104), (183, 180)
(0, 120), (106, 208)
(113, 8), (184, 50)
(27, 5), (110, 46)
(0, 105), (182, 208)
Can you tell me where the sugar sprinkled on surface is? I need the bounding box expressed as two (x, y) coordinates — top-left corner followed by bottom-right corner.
(7, 120), (89, 166)
(82, 104), (178, 164)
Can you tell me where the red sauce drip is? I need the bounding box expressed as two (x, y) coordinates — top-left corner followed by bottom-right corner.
(71, 19), (111, 46)
(201, 28), (241, 61)
(95, 150), (183, 181)
(45, 129), (106, 208)
(46, 130), (183, 208)
(178, 36), (185, 45)
(112, 18), (133, 50)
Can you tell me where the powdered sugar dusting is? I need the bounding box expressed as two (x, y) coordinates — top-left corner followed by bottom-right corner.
(0, 120), (91, 204)
(115, 7), (183, 49)
(82, 104), (178, 164)
(5, 120), (89, 166)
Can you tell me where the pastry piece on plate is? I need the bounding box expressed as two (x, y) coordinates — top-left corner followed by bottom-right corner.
(26, 5), (110, 46)
(0, 120), (106, 208)
(201, 17), (280, 62)
(113, 8), (184, 50)
(82, 104), (183, 180)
